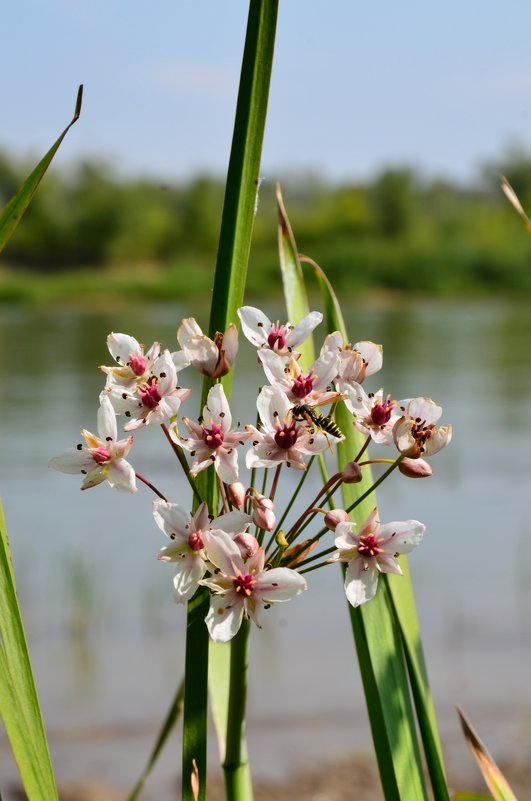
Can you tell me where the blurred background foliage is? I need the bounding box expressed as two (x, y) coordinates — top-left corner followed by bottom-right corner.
(2, 145), (531, 303)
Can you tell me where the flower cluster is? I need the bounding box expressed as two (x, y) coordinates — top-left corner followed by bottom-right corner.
(50, 307), (451, 641)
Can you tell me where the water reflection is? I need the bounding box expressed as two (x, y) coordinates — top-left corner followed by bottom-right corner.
(2, 298), (531, 788)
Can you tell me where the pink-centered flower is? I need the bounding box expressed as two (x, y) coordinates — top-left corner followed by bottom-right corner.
(238, 306), (322, 357)
(259, 349), (341, 407)
(321, 332), (383, 393)
(48, 395), (136, 492)
(100, 333), (161, 385)
(246, 385), (333, 471)
(154, 500), (252, 603)
(343, 383), (400, 445)
(393, 397), (452, 458)
(200, 528), (307, 642)
(335, 509), (425, 607)
(104, 349), (191, 431)
(174, 383), (251, 484)
(177, 318), (238, 378)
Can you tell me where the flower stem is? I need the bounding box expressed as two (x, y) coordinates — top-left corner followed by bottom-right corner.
(298, 553), (337, 575)
(160, 424), (203, 505)
(268, 463), (283, 502)
(344, 455), (404, 517)
(223, 619), (253, 801)
(354, 435), (372, 463)
(272, 455), (314, 534)
(135, 473), (167, 501)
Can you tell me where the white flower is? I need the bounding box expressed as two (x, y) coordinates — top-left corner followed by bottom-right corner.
(246, 385), (333, 471)
(335, 509), (425, 607)
(393, 397), (452, 458)
(154, 500), (252, 603)
(258, 349), (341, 407)
(177, 318), (238, 378)
(321, 332), (383, 393)
(100, 333), (161, 385)
(200, 528), (307, 642)
(104, 349), (191, 431)
(48, 395), (136, 492)
(174, 383), (251, 484)
(237, 306), (322, 357)
(343, 384), (400, 445)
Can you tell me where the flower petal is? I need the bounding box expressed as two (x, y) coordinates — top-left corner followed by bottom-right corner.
(97, 394), (118, 442)
(287, 311), (323, 347)
(255, 567), (307, 602)
(172, 555), (207, 603)
(153, 499), (190, 540)
(344, 559), (379, 607)
(106, 459), (137, 492)
(205, 592), (244, 642)
(237, 306), (271, 347)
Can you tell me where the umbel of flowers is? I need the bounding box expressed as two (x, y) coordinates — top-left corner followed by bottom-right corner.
(50, 307), (451, 642)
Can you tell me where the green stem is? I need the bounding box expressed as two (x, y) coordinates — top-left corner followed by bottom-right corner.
(135, 472), (167, 501)
(182, 3), (279, 800)
(181, 588), (210, 801)
(223, 620), (253, 801)
(272, 455), (314, 534)
(160, 424), (203, 505)
(344, 456), (404, 517)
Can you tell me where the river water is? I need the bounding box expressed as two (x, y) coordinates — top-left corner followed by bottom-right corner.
(1, 298), (531, 797)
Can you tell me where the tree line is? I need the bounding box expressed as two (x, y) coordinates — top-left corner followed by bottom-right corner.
(2, 146), (531, 296)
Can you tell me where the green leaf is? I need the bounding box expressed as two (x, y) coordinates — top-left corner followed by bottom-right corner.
(458, 708), (518, 801)
(276, 185), (315, 370)
(0, 85), (83, 253)
(303, 256), (429, 801)
(206, 0), (279, 400)
(182, 4), (279, 801)
(455, 795), (494, 801)
(126, 678), (184, 801)
(0, 499), (59, 801)
(385, 569), (450, 801)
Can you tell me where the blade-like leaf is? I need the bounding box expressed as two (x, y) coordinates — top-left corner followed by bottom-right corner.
(302, 255), (428, 801)
(0, 85), (83, 253)
(184, 4), (279, 801)
(0, 499), (59, 801)
(126, 678), (184, 801)
(455, 794), (494, 801)
(385, 568), (450, 801)
(458, 708), (518, 801)
(276, 185), (315, 369)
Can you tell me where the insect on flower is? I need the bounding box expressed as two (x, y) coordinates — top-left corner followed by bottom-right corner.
(291, 404), (344, 440)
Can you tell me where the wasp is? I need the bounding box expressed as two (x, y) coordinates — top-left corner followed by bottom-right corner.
(291, 404), (343, 439)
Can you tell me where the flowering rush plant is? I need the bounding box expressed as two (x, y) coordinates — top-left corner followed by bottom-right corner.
(50, 307), (451, 643)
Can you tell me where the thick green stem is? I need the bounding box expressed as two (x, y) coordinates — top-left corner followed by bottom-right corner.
(223, 620), (253, 801)
(181, 3), (279, 800)
(181, 588), (211, 801)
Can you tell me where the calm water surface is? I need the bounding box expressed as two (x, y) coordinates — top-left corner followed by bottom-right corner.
(2, 298), (531, 796)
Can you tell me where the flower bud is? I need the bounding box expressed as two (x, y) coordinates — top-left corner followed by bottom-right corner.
(324, 508), (350, 531)
(399, 457), (433, 478)
(227, 482), (246, 509)
(234, 532), (260, 560)
(251, 493), (276, 531)
(341, 461), (362, 483)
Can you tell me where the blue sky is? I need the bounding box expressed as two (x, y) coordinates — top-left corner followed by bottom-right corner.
(2, 0), (531, 184)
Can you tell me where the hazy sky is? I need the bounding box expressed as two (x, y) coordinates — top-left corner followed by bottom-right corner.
(2, 1), (531, 184)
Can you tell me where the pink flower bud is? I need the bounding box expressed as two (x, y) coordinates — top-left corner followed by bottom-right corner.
(399, 457), (433, 478)
(234, 533), (260, 560)
(324, 509), (350, 531)
(227, 482), (246, 509)
(251, 493), (276, 531)
(341, 461), (362, 483)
